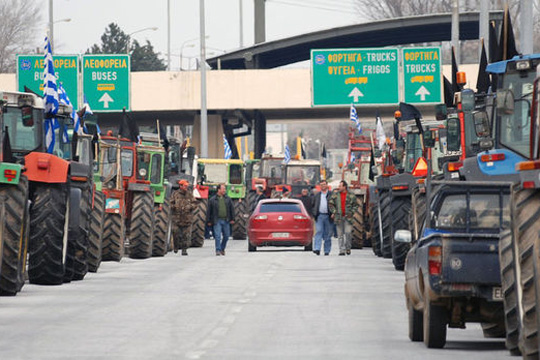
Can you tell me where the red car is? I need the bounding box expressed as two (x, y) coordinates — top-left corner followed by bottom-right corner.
(248, 199), (314, 251)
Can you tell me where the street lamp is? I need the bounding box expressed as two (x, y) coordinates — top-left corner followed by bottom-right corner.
(126, 26), (158, 54)
(180, 35), (209, 70)
(47, 16), (71, 51)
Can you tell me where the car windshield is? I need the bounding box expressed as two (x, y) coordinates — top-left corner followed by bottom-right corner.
(498, 71), (534, 158)
(433, 192), (510, 230)
(259, 202), (302, 213)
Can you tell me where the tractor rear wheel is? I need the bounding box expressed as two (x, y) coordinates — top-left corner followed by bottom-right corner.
(370, 202), (382, 257)
(191, 199), (207, 247)
(409, 188), (427, 243)
(351, 201), (364, 249)
(0, 176), (30, 295)
(232, 199), (247, 240)
(515, 189), (540, 358)
(28, 183), (69, 285)
(129, 192), (155, 259)
(87, 191), (105, 272)
(101, 213), (124, 261)
(69, 182), (91, 281)
(152, 198), (171, 257)
(379, 191), (392, 259)
(391, 195), (412, 271)
(498, 229), (521, 355)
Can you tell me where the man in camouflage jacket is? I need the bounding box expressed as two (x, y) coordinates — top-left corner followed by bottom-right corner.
(329, 180), (359, 255)
(170, 179), (197, 255)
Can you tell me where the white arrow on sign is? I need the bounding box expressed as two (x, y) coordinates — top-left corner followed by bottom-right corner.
(415, 85), (431, 101)
(348, 87), (364, 102)
(98, 93), (114, 108)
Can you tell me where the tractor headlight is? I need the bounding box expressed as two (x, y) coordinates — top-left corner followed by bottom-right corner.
(107, 181), (115, 189)
(139, 168), (147, 177)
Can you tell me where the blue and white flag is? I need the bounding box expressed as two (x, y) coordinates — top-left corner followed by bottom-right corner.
(58, 82), (77, 140)
(83, 94), (99, 134)
(284, 144), (291, 164)
(350, 152), (356, 164)
(223, 134), (232, 159)
(43, 36), (58, 153)
(350, 104), (362, 134)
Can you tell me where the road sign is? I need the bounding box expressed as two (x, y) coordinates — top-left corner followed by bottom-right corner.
(17, 55), (79, 109)
(82, 55), (130, 112)
(311, 48), (399, 106)
(402, 47), (442, 104)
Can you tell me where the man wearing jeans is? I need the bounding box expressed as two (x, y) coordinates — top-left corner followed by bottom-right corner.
(329, 180), (359, 255)
(207, 184), (235, 256)
(311, 180), (332, 255)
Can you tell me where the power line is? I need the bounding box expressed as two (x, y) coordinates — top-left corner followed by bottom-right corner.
(267, 0), (355, 15)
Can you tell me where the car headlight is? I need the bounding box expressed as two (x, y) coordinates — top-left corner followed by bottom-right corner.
(139, 168), (147, 177)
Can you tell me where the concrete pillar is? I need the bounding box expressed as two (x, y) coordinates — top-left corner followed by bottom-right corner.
(192, 113), (224, 158)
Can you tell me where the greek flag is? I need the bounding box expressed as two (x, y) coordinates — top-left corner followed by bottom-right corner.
(350, 152), (356, 164)
(376, 111), (387, 150)
(83, 95), (99, 134)
(284, 144), (291, 164)
(350, 104), (362, 134)
(43, 36), (58, 153)
(223, 134), (232, 159)
(58, 82), (76, 140)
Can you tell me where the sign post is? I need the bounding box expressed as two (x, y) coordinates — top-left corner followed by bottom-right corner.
(402, 47), (442, 104)
(82, 54), (130, 112)
(17, 55), (79, 109)
(311, 48), (399, 107)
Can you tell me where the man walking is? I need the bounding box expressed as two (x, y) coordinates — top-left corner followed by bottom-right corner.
(207, 183), (235, 256)
(170, 179), (197, 255)
(329, 180), (359, 255)
(312, 180), (332, 255)
(251, 185), (266, 213)
(299, 188), (313, 216)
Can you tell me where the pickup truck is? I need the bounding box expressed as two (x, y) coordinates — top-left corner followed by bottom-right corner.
(395, 181), (510, 348)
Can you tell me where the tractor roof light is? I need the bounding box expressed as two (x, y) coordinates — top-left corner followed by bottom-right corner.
(516, 60), (531, 71)
(456, 72), (467, 86)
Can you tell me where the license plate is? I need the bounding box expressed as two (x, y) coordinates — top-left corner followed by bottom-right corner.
(106, 198), (120, 210)
(272, 232), (290, 238)
(492, 287), (503, 301)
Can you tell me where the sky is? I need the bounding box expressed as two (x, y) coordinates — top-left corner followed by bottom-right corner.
(35, 0), (360, 70)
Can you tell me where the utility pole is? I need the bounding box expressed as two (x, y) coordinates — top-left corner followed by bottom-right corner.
(48, 0), (54, 50)
(167, 0), (171, 71)
(479, 0), (489, 58)
(520, 0), (533, 55)
(239, 0), (244, 47)
(451, 0), (460, 64)
(254, 0), (265, 44)
(200, 0), (208, 158)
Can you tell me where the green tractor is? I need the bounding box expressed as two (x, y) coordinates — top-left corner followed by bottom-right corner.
(190, 158), (247, 246)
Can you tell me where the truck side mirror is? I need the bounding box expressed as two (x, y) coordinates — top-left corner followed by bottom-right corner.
(473, 111), (490, 137)
(446, 117), (461, 152)
(496, 89), (515, 115)
(435, 104), (448, 120)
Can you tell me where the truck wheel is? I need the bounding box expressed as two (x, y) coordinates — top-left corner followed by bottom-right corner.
(28, 184), (68, 285)
(408, 300), (423, 342)
(391, 196), (411, 271)
(370, 203), (382, 257)
(481, 322), (506, 338)
(101, 213), (125, 261)
(191, 199), (207, 247)
(152, 198), (171, 257)
(423, 297), (447, 348)
(304, 240), (313, 251)
(87, 191), (105, 272)
(129, 192), (155, 259)
(69, 182), (91, 282)
(379, 191), (392, 259)
(247, 190), (257, 214)
(498, 229), (521, 355)
(232, 199), (247, 240)
(515, 189), (540, 358)
(0, 176), (29, 295)
(409, 188), (426, 242)
(351, 199), (364, 249)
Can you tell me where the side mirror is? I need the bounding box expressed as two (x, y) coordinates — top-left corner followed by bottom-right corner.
(394, 230), (412, 243)
(21, 106), (34, 127)
(473, 111), (490, 137)
(496, 89), (515, 115)
(435, 104), (448, 120)
(446, 117), (461, 152)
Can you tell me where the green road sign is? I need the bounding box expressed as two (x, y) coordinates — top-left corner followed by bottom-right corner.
(311, 48), (399, 106)
(17, 55), (79, 109)
(82, 55), (130, 112)
(402, 47), (442, 104)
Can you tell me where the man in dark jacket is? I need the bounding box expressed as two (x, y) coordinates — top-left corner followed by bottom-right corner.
(299, 188), (313, 216)
(170, 179), (197, 255)
(207, 183), (235, 256)
(312, 180), (332, 255)
(251, 185), (266, 213)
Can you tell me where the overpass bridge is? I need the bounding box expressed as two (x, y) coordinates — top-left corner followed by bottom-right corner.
(0, 12), (500, 158)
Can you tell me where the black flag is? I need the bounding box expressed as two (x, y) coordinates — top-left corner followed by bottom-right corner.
(476, 39), (491, 94)
(489, 21), (500, 62)
(118, 108), (139, 142)
(498, 6), (518, 61)
(2, 126), (14, 163)
(443, 76), (454, 108)
(368, 146), (376, 181)
(155, 121), (169, 151)
(399, 102), (423, 134)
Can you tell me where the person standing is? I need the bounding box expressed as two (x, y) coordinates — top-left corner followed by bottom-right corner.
(251, 185), (267, 213)
(329, 180), (359, 256)
(312, 180), (332, 255)
(170, 179), (197, 256)
(207, 183), (235, 256)
(299, 188), (313, 216)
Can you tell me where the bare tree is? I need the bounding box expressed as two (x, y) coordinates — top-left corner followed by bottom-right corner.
(0, 0), (41, 73)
